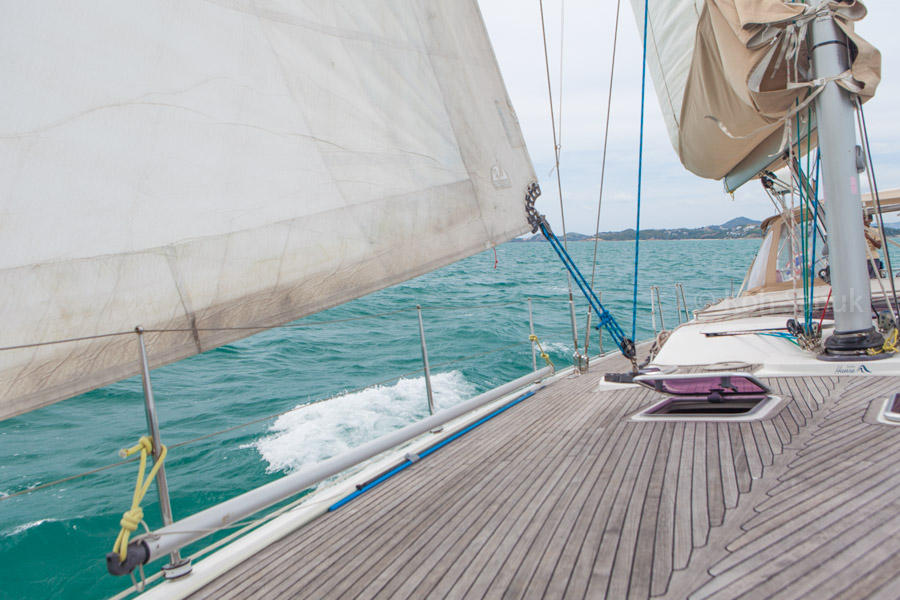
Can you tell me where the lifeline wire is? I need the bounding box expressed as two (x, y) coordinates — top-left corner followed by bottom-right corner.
(0, 340), (530, 502)
(632, 0), (650, 341)
(0, 301), (526, 352)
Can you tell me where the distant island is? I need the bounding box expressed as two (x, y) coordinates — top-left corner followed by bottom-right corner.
(513, 217), (765, 242)
(514, 217), (900, 242)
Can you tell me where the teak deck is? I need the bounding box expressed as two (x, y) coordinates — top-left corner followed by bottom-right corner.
(188, 353), (900, 599)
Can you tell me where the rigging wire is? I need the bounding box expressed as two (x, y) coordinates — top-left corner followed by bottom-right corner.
(800, 109), (809, 330)
(538, 0), (569, 247)
(856, 97), (899, 318)
(558, 0), (565, 152)
(808, 151), (821, 332)
(584, 0), (622, 356)
(538, 0), (581, 361)
(632, 0), (650, 341)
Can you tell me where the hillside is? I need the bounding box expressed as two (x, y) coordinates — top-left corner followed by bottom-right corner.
(513, 218), (764, 242)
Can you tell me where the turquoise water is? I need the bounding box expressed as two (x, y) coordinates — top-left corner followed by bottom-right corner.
(0, 239), (759, 599)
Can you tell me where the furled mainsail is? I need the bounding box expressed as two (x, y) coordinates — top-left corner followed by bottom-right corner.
(0, 1), (536, 420)
(629, 0), (880, 184)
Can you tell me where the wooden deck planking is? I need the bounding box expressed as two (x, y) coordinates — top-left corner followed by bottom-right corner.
(764, 506), (900, 600)
(187, 361), (900, 600)
(650, 423), (683, 597)
(492, 396), (651, 599)
(394, 383), (639, 599)
(705, 424), (725, 528)
(690, 422), (710, 551)
(716, 421), (739, 510)
(738, 422), (763, 480)
(204, 381), (566, 599)
(697, 485), (900, 599)
(394, 398), (606, 599)
(340, 386), (605, 598)
(557, 416), (656, 599)
(584, 423), (665, 599)
(672, 421), (696, 570)
(833, 538), (900, 600)
(759, 417), (783, 456)
(531, 396), (652, 599)
(627, 423), (674, 600)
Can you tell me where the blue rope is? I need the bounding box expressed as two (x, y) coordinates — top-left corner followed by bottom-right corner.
(791, 108), (812, 331)
(540, 222), (633, 357)
(632, 0), (649, 341)
(757, 332), (801, 347)
(807, 151), (821, 332)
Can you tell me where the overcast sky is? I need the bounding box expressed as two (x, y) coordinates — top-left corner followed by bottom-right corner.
(478, 0), (899, 234)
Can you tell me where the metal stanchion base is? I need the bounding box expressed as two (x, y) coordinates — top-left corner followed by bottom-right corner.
(162, 558), (193, 580)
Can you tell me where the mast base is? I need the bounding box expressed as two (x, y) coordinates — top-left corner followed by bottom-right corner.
(818, 327), (885, 360)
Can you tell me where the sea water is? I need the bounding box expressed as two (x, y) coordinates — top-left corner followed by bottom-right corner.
(0, 239), (759, 599)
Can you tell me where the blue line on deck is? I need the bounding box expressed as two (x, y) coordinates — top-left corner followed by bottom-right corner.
(328, 389), (538, 511)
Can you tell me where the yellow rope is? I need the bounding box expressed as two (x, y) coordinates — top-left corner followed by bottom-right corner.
(867, 328), (898, 356)
(884, 329), (898, 354)
(529, 334), (554, 368)
(112, 436), (167, 562)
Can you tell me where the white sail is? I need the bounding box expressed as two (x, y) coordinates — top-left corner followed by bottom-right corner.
(629, 0), (880, 183)
(0, 1), (536, 420)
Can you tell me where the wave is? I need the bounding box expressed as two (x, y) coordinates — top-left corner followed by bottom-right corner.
(2, 518), (60, 538)
(244, 371), (476, 475)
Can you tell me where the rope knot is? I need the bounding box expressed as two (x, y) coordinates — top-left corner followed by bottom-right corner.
(120, 436), (154, 459)
(112, 436), (168, 561)
(529, 334), (555, 368)
(120, 507), (143, 533)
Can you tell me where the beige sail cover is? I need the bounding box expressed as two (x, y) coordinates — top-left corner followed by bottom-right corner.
(630, 0), (880, 180)
(0, 1), (535, 420)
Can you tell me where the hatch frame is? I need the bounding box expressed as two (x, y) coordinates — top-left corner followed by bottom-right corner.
(630, 372), (783, 422)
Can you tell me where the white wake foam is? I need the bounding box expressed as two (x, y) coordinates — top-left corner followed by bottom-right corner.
(246, 371), (475, 474)
(3, 519), (59, 537)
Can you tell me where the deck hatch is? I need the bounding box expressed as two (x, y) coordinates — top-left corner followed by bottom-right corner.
(631, 372), (780, 421)
(880, 393), (900, 424)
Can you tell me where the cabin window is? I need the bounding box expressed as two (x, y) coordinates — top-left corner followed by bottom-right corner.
(774, 222), (826, 284)
(631, 373), (782, 422)
(742, 229), (774, 292)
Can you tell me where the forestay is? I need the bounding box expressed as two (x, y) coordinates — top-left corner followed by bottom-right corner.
(629, 0), (880, 184)
(0, 1), (535, 420)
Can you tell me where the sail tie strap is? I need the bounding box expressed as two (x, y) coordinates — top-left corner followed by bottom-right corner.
(529, 334), (554, 368)
(113, 436), (167, 562)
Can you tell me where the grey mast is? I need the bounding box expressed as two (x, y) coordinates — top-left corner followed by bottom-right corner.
(809, 0), (883, 355)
